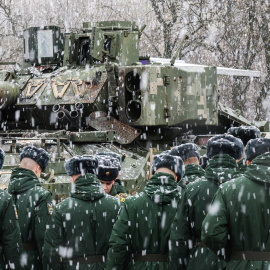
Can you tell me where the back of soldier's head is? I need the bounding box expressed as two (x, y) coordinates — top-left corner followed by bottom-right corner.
(20, 157), (40, 171)
(206, 134), (244, 160)
(65, 155), (98, 176)
(227, 126), (260, 146)
(151, 154), (185, 181)
(245, 138), (270, 162)
(20, 145), (50, 172)
(170, 143), (200, 165)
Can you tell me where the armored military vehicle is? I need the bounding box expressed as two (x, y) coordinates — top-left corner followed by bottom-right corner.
(0, 21), (261, 200)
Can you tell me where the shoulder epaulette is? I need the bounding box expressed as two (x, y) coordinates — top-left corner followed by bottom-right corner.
(115, 193), (129, 202)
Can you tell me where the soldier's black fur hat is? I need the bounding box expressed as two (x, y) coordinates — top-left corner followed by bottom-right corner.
(207, 134), (244, 160)
(151, 154), (185, 181)
(227, 126), (260, 146)
(0, 149), (5, 169)
(170, 143), (200, 161)
(65, 155), (98, 176)
(200, 154), (209, 170)
(20, 146), (50, 171)
(96, 152), (121, 170)
(245, 138), (270, 161)
(160, 150), (171, 155)
(97, 155), (121, 182)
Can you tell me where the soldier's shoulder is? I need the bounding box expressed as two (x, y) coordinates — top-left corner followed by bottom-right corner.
(33, 185), (52, 197)
(53, 197), (76, 213)
(182, 177), (209, 197)
(114, 192), (129, 203)
(103, 193), (122, 207)
(0, 188), (10, 199)
(185, 176), (208, 189)
(104, 193), (119, 201)
(220, 175), (246, 191)
(30, 184), (48, 192)
(0, 189), (12, 208)
(122, 192), (146, 206)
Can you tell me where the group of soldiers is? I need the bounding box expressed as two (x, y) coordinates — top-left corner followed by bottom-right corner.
(0, 125), (269, 269)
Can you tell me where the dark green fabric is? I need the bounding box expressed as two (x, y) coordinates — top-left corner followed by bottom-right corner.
(107, 172), (180, 270)
(170, 154), (239, 270)
(108, 181), (127, 196)
(237, 158), (247, 175)
(205, 154), (240, 184)
(202, 152), (270, 270)
(178, 164), (205, 188)
(8, 167), (52, 270)
(0, 189), (23, 270)
(43, 174), (120, 270)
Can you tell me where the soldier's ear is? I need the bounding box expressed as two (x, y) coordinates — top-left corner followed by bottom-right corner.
(246, 160), (251, 166)
(34, 165), (42, 177)
(71, 175), (80, 183)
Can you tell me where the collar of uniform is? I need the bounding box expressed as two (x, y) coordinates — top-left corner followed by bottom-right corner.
(8, 167), (40, 194)
(205, 154), (238, 185)
(144, 172), (180, 204)
(70, 173), (105, 201)
(184, 163), (205, 177)
(245, 152), (270, 185)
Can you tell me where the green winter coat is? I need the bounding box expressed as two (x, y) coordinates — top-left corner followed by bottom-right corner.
(8, 167), (53, 270)
(108, 181), (127, 196)
(237, 158), (247, 175)
(43, 173), (120, 270)
(169, 154), (239, 270)
(179, 164), (205, 188)
(202, 152), (270, 270)
(106, 172), (180, 270)
(0, 189), (23, 270)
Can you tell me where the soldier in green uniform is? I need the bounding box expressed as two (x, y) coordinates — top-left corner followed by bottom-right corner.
(202, 138), (270, 269)
(227, 126), (260, 174)
(170, 143), (205, 188)
(96, 153), (127, 201)
(169, 134), (244, 270)
(8, 146), (51, 270)
(106, 154), (184, 270)
(43, 155), (121, 269)
(0, 149), (24, 270)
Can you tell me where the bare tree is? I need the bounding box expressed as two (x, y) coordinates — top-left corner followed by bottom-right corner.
(214, 1), (263, 118)
(255, 0), (270, 120)
(147, 0), (216, 58)
(0, 0), (269, 122)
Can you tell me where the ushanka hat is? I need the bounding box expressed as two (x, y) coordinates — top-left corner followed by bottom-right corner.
(97, 153), (121, 181)
(245, 138), (270, 161)
(200, 154), (209, 170)
(65, 155), (98, 176)
(151, 154), (185, 181)
(206, 134), (244, 160)
(160, 150), (171, 155)
(170, 143), (200, 161)
(96, 152), (121, 170)
(20, 145), (50, 171)
(0, 149), (5, 169)
(227, 126), (260, 146)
